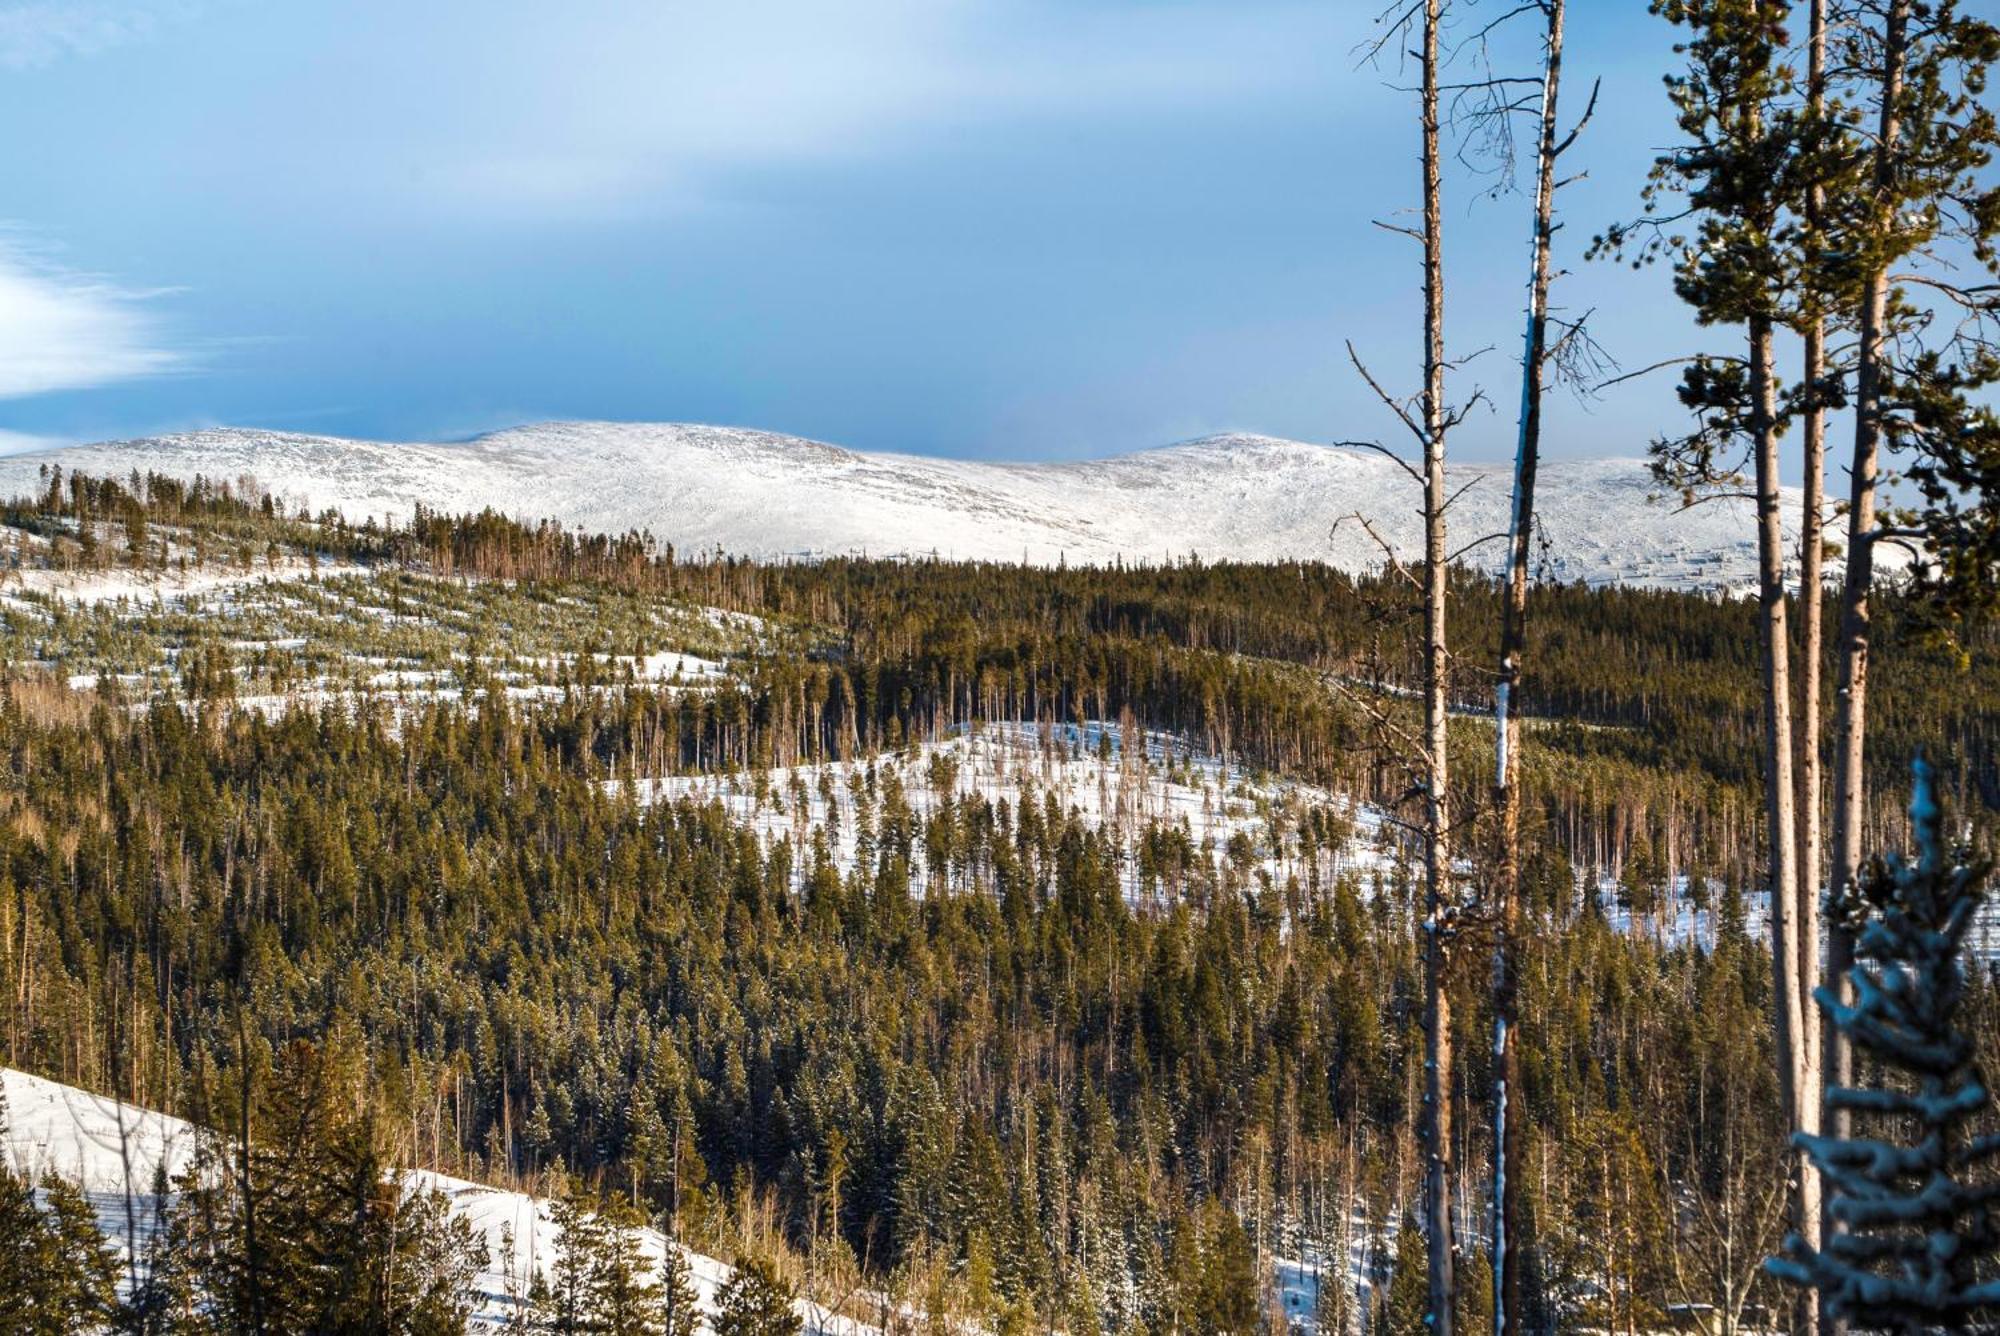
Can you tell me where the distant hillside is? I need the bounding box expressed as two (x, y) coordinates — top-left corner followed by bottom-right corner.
(0, 421), (1812, 589)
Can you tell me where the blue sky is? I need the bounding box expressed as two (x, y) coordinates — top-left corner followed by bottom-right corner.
(0, 0), (1704, 462)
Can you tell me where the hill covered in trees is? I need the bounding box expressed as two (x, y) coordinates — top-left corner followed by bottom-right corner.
(1, 473), (1996, 1331)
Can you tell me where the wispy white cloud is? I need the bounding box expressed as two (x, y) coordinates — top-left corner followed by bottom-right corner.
(0, 1), (199, 69)
(316, 0), (1344, 219)
(0, 246), (181, 397)
(0, 428), (67, 455)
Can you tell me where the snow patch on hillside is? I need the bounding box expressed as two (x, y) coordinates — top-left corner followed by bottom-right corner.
(625, 720), (1396, 906)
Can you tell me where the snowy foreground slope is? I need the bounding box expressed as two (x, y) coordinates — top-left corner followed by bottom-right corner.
(0, 1067), (870, 1334)
(0, 422), (1814, 589)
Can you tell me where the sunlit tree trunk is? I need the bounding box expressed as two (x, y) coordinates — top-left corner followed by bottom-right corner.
(1823, 9), (1904, 1329)
(1792, 0), (1829, 1305)
(1417, 2), (1455, 1330)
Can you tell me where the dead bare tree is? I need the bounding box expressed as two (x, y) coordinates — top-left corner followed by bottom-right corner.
(1350, 1), (1482, 1327)
(1483, 2), (1598, 1329)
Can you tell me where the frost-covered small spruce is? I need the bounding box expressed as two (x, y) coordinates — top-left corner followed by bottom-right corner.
(1769, 756), (2000, 1327)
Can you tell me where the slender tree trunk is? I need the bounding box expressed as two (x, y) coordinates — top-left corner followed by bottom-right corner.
(235, 1004), (265, 1335)
(1823, 7), (1904, 1325)
(1792, 0), (1828, 1314)
(1418, 1), (1455, 1330)
(1751, 309), (1806, 1208)
(1492, 6), (1565, 1333)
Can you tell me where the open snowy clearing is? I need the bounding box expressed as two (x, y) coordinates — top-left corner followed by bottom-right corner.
(0, 551), (752, 711)
(624, 720), (1398, 907)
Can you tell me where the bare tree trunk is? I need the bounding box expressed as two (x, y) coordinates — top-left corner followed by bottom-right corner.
(1751, 310), (1810, 1336)
(1792, 0), (1829, 1314)
(1491, 5), (1567, 1332)
(1823, 7), (1904, 1329)
(1419, 1), (1455, 1330)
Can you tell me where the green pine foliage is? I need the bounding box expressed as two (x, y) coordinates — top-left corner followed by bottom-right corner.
(159, 1038), (486, 1334)
(659, 1242), (701, 1336)
(1380, 1221), (1428, 1336)
(0, 1080), (121, 1333)
(0, 1163), (120, 1333)
(712, 1254), (800, 1336)
(0, 479), (1997, 1327)
(1773, 758), (2000, 1324)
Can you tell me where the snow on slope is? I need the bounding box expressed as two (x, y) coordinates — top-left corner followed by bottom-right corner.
(0, 422), (1810, 589)
(0, 1067), (869, 1334)
(625, 720), (1396, 907)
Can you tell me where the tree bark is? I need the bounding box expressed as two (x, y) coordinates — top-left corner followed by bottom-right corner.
(1419, 1), (1455, 1331)
(1491, 4), (1565, 1332)
(1750, 311), (1807, 1292)
(1823, 5), (1904, 1325)
(1792, 0), (1828, 1318)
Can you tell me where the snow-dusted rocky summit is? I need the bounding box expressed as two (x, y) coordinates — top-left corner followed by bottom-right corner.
(0, 422), (1804, 589)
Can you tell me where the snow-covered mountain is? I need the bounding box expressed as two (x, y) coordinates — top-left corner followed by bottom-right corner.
(0, 422), (1804, 589)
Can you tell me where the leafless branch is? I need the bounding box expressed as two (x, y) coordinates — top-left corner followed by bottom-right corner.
(1332, 438), (1427, 490)
(1347, 340), (1430, 448)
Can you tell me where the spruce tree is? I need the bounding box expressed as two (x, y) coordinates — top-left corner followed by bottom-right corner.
(1771, 756), (2000, 1326)
(1380, 1218), (1430, 1336)
(0, 1162), (121, 1334)
(713, 1253), (801, 1336)
(592, 1200), (667, 1336)
(660, 1240), (702, 1336)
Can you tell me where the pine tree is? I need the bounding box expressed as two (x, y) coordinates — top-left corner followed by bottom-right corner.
(1824, 6), (2000, 1241)
(0, 1081), (120, 1332)
(1772, 756), (2000, 1327)
(543, 1184), (610, 1335)
(1381, 1220), (1429, 1336)
(161, 1040), (484, 1335)
(1191, 1200), (1259, 1336)
(1601, 0), (1827, 1308)
(0, 1159), (121, 1334)
(713, 1253), (801, 1336)
(592, 1201), (667, 1336)
(660, 1240), (702, 1336)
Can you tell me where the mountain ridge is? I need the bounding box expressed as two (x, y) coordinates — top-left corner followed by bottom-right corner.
(0, 421), (1803, 589)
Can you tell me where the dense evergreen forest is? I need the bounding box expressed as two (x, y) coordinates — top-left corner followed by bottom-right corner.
(3, 474), (1999, 1331)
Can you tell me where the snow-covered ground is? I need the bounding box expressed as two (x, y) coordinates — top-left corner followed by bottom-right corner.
(0, 422), (1843, 590)
(1, 555), (369, 610)
(624, 720), (1396, 907)
(0, 1067), (870, 1334)
(1592, 871), (2000, 963)
(0, 546), (748, 716)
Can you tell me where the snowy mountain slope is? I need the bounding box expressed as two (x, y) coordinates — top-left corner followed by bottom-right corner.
(0, 422), (1817, 588)
(0, 1067), (870, 1333)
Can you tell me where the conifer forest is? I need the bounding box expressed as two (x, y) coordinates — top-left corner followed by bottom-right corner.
(4, 1), (2000, 1334)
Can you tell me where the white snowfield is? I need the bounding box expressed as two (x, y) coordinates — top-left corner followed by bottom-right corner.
(0, 421), (1819, 589)
(0, 1067), (871, 1334)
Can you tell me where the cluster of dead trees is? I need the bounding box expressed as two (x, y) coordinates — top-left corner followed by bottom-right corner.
(1351, 0), (2000, 1331)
